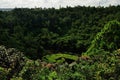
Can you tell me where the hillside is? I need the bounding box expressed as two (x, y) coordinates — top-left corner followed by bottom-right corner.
(0, 5), (120, 79)
(0, 6), (120, 59)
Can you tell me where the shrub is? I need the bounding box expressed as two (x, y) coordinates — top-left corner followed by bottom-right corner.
(0, 67), (8, 80)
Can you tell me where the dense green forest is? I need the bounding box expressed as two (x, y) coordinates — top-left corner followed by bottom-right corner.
(0, 5), (120, 80)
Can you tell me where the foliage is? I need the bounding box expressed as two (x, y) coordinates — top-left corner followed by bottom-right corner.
(0, 67), (8, 80)
(0, 6), (120, 59)
(0, 45), (26, 79)
(11, 77), (23, 80)
(1, 5), (120, 80)
(86, 20), (120, 55)
(10, 49), (120, 80)
(0, 45), (25, 68)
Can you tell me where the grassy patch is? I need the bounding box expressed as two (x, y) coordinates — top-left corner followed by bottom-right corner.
(42, 53), (79, 63)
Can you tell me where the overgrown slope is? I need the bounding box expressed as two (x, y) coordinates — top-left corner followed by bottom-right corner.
(86, 20), (120, 55)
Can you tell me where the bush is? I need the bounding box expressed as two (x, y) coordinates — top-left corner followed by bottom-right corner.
(0, 67), (8, 80)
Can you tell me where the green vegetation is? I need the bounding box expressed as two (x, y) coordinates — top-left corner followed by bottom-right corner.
(0, 6), (120, 59)
(0, 5), (120, 79)
(43, 53), (78, 63)
(0, 67), (8, 80)
(1, 48), (120, 80)
(86, 20), (120, 55)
